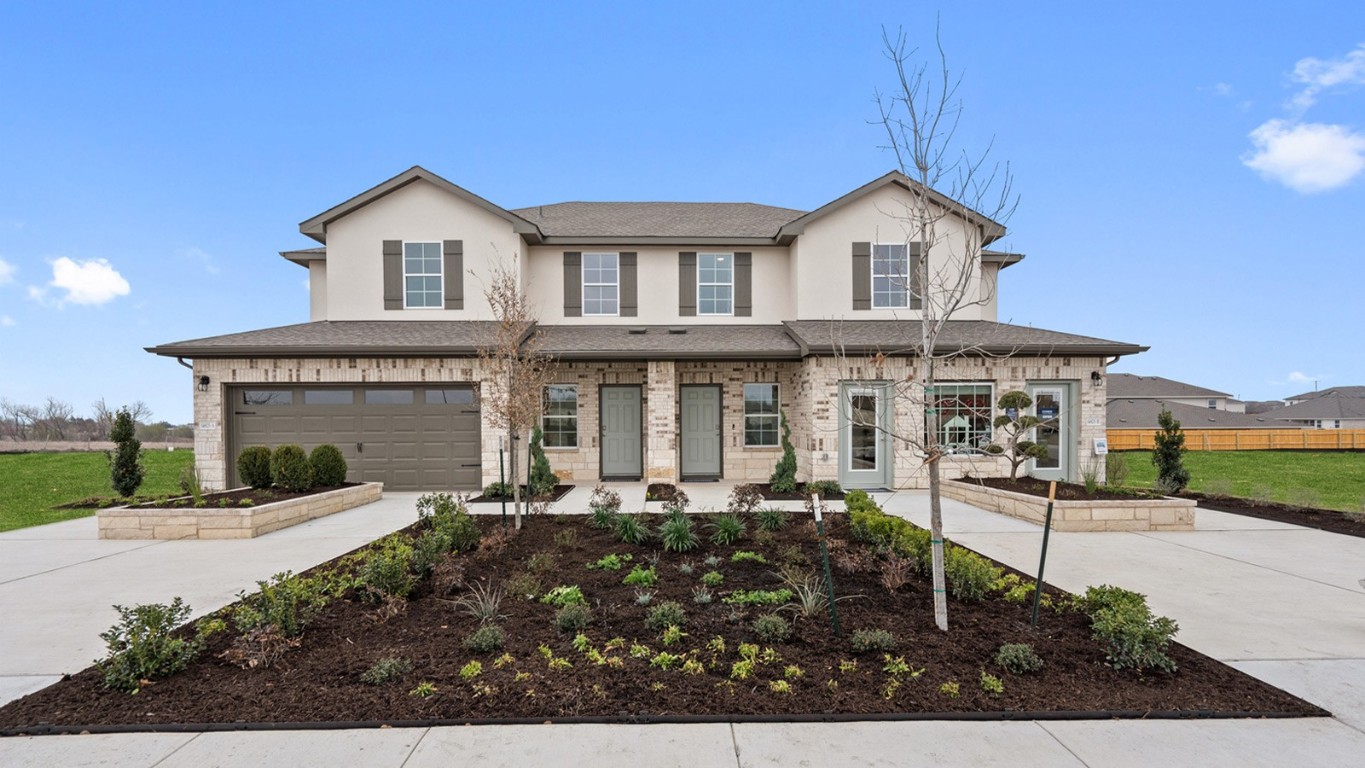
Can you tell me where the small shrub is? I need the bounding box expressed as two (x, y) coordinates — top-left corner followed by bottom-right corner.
(1081, 460), (1101, 495)
(879, 552), (912, 592)
(727, 483), (764, 516)
(980, 671), (1005, 695)
(692, 586), (714, 604)
(939, 681), (960, 699)
(995, 643), (1044, 674)
(540, 585), (587, 607)
(756, 506), (788, 531)
(270, 444), (312, 492)
(703, 554), (722, 568)
(482, 481), (513, 498)
(589, 484), (623, 515)
(752, 613), (792, 643)
(723, 589), (793, 606)
(589, 506), (617, 530)
(634, 589), (655, 605)
(527, 426), (559, 497)
(416, 493), (481, 552)
(108, 407), (145, 498)
(676, 561), (694, 575)
(237, 445), (273, 490)
(233, 571), (334, 637)
(358, 541), (418, 602)
(658, 516), (700, 553)
(660, 624), (687, 646)
(645, 601), (687, 631)
(660, 488), (690, 516)
(700, 570), (725, 587)
(708, 513), (746, 545)
(411, 529), (453, 576)
(554, 528), (579, 549)
(556, 604), (592, 633)
(451, 580), (505, 624)
(1105, 452), (1131, 488)
(464, 624), (506, 653)
(615, 513), (652, 545)
(526, 552), (557, 575)
(178, 465), (204, 504)
(850, 628), (896, 653)
(588, 553), (632, 571)
(622, 565), (658, 587)
(1151, 408), (1190, 493)
(1081, 585), (1180, 673)
(361, 656), (412, 685)
(944, 546), (1001, 603)
(409, 681), (437, 698)
(97, 598), (202, 693)
(309, 444), (348, 487)
(731, 550), (768, 565)
(769, 411), (798, 493)
(504, 572), (541, 601)
(805, 480), (842, 498)
(460, 659), (484, 680)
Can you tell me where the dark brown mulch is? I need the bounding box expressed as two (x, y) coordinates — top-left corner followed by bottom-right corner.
(468, 484), (575, 504)
(0, 514), (1322, 732)
(961, 476), (1164, 502)
(128, 484), (361, 510)
(751, 483), (847, 501)
(54, 495), (175, 510)
(1180, 492), (1365, 539)
(646, 483), (679, 501)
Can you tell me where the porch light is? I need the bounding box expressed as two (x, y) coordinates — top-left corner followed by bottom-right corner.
(197, 375), (210, 392)
(1090, 371), (1102, 387)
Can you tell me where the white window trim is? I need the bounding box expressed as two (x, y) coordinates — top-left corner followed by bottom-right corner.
(542, 384), (579, 449)
(935, 381), (995, 457)
(697, 252), (734, 316)
(846, 385), (882, 473)
(581, 252), (620, 317)
(402, 241), (443, 310)
(742, 383), (781, 448)
(872, 242), (910, 309)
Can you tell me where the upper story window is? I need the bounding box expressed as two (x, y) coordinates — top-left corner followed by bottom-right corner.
(698, 252), (733, 315)
(872, 244), (909, 308)
(404, 242), (443, 308)
(1207, 399), (1217, 409)
(583, 252), (619, 316)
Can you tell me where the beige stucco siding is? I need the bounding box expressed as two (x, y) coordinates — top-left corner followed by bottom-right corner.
(308, 262), (328, 321)
(322, 180), (524, 321)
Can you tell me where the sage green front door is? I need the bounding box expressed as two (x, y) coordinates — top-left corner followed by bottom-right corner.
(1027, 383), (1073, 482)
(680, 385), (722, 479)
(838, 381), (893, 490)
(600, 386), (642, 479)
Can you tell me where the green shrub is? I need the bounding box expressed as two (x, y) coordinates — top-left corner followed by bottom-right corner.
(646, 601), (687, 631)
(410, 529), (452, 576)
(769, 411), (798, 493)
(614, 513), (651, 545)
(416, 492), (480, 552)
(850, 628), (896, 653)
(995, 643), (1044, 674)
(731, 550), (768, 565)
(722, 589), (793, 606)
(360, 656), (412, 685)
(589, 506), (617, 530)
(980, 671), (1005, 694)
(587, 553), (632, 571)
(540, 585), (587, 606)
(727, 483), (764, 516)
(708, 513), (746, 545)
(752, 613), (791, 643)
(108, 407), (145, 498)
(661, 488), (690, 517)
(701, 570), (724, 587)
(589, 484), (622, 515)
(555, 604), (592, 633)
(843, 489), (875, 514)
(945, 546), (1001, 603)
(1105, 452), (1130, 488)
(1084, 586), (1180, 673)
(528, 426), (559, 497)
(309, 444), (348, 487)
(270, 444), (312, 492)
(756, 506), (788, 531)
(482, 481), (513, 498)
(97, 598), (202, 693)
(658, 516), (700, 553)
(623, 565), (658, 587)
(237, 446), (273, 489)
(805, 480), (842, 498)
(233, 571), (334, 637)
(464, 624), (507, 653)
(358, 541), (418, 601)
(1152, 408), (1190, 493)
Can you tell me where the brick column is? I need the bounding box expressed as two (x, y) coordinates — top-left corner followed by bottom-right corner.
(645, 360), (677, 482)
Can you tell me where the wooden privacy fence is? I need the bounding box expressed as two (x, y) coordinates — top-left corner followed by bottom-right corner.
(1107, 428), (1365, 451)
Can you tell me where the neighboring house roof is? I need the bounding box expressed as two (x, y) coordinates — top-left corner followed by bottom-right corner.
(1242, 400), (1286, 415)
(1107, 399), (1297, 430)
(535, 325), (802, 360)
(146, 321), (504, 358)
(782, 320), (1145, 357)
(1106, 373), (1231, 400)
(509, 202), (805, 241)
(1284, 386), (1365, 402)
(1269, 393), (1365, 421)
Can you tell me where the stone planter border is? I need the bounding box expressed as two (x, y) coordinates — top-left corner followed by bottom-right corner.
(97, 482), (384, 540)
(941, 479), (1195, 532)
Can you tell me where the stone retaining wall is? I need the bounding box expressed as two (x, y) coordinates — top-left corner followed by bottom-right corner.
(97, 483), (383, 540)
(941, 479), (1195, 532)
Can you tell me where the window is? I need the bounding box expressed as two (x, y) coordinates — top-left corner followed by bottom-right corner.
(872, 243), (909, 308)
(304, 390), (353, 405)
(1207, 399), (1217, 409)
(243, 390), (292, 406)
(364, 389), (414, 405)
(698, 253), (733, 315)
(543, 385), (578, 448)
(934, 384), (993, 453)
(425, 388), (474, 405)
(743, 383), (779, 447)
(583, 253), (619, 315)
(404, 242), (443, 308)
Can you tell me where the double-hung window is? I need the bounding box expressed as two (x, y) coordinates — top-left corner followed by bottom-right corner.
(698, 253), (733, 315)
(583, 253), (619, 316)
(542, 385), (579, 448)
(934, 383), (993, 453)
(872, 243), (909, 308)
(743, 383), (780, 447)
(404, 242), (443, 308)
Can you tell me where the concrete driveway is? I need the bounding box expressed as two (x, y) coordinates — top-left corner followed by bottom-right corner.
(3, 487), (1364, 766)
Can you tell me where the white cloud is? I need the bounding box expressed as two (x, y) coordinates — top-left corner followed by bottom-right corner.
(44, 257), (131, 306)
(0, 315), (14, 327)
(180, 246), (219, 275)
(1289, 43), (1365, 110)
(1286, 371), (1317, 384)
(1214, 82), (1234, 97)
(302, 278), (311, 292)
(1242, 119), (1365, 193)
(0, 258), (14, 284)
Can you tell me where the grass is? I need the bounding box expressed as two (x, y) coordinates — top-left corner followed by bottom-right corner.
(0, 450), (195, 532)
(1116, 450), (1365, 512)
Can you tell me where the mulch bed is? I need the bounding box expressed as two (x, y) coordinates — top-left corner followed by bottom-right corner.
(1179, 492), (1365, 539)
(128, 484), (361, 510)
(646, 483), (680, 502)
(646, 483), (845, 502)
(468, 484), (575, 504)
(0, 512), (1322, 732)
(961, 476), (1164, 502)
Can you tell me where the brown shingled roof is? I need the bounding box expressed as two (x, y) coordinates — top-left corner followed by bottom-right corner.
(146, 321), (504, 358)
(783, 320), (1145, 357)
(534, 325), (801, 359)
(1107, 399), (1298, 430)
(509, 202), (805, 239)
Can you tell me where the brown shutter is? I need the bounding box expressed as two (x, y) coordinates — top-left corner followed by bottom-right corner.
(734, 252), (752, 317)
(851, 242), (871, 310)
(619, 252), (638, 317)
(383, 240), (403, 310)
(443, 240), (463, 310)
(908, 241), (923, 310)
(563, 252), (582, 317)
(678, 252), (697, 316)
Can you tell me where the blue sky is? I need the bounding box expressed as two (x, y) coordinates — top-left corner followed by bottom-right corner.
(2, 1), (1362, 423)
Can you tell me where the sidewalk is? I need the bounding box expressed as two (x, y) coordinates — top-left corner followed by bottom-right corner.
(3, 489), (1364, 766)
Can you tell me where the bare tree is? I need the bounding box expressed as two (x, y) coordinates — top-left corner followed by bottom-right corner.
(0, 399), (36, 441)
(478, 258), (554, 529)
(35, 397), (75, 440)
(92, 398), (114, 440)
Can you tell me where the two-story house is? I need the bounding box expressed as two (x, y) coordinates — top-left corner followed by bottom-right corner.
(149, 166), (1145, 493)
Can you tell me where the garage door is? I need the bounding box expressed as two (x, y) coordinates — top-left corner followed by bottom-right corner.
(229, 384), (481, 491)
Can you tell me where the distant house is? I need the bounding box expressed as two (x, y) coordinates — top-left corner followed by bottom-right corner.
(1107, 398), (1294, 432)
(1268, 393), (1365, 429)
(1283, 386), (1365, 406)
(1106, 373), (1245, 414)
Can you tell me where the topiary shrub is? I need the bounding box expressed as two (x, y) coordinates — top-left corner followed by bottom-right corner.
(270, 444), (312, 492)
(769, 411), (798, 493)
(309, 444), (348, 487)
(528, 426), (560, 497)
(1152, 408), (1191, 493)
(107, 407), (145, 498)
(986, 390), (1049, 480)
(237, 446), (273, 489)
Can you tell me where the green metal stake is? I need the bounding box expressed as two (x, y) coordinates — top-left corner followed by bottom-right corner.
(812, 494), (842, 637)
(498, 446), (507, 528)
(1031, 480), (1057, 628)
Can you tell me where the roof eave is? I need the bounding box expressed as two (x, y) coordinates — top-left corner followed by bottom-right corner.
(538, 236), (779, 247)
(776, 170), (1008, 242)
(147, 345), (485, 359)
(280, 249), (326, 267)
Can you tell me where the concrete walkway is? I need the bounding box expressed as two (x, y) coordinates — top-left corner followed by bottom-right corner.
(3, 487), (1364, 766)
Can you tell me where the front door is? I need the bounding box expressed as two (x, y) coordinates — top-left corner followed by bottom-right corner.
(680, 385), (722, 479)
(1027, 384), (1071, 482)
(600, 386), (642, 479)
(838, 382), (893, 490)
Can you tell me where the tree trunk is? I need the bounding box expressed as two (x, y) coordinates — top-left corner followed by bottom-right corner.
(509, 429), (522, 529)
(925, 364), (949, 632)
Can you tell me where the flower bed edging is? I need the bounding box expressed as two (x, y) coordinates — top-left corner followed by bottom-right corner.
(942, 479), (1195, 532)
(97, 482), (384, 540)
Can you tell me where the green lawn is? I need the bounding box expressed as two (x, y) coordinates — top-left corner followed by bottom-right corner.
(0, 450), (195, 533)
(1116, 450), (1365, 512)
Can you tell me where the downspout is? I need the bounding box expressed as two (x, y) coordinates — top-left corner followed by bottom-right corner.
(176, 357), (194, 371)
